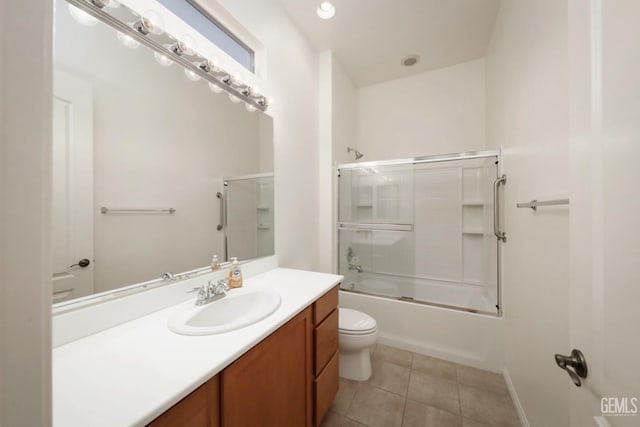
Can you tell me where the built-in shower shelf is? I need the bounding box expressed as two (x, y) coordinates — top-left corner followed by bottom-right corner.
(257, 206), (270, 210)
(257, 224), (271, 230)
(462, 201), (484, 206)
(462, 229), (484, 235)
(356, 203), (373, 207)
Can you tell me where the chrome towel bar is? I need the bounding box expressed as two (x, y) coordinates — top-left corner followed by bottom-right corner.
(100, 207), (176, 214)
(516, 199), (569, 210)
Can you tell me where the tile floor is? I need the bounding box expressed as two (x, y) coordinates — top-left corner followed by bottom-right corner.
(321, 344), (521, 427)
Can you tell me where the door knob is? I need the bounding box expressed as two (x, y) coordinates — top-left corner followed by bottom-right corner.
(555, 349), (588, 387)
(70, 258), (90, 268)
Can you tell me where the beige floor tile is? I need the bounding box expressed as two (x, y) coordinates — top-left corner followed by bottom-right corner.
(411, 354), (457, 383)
(321, 411), (368, 427)
(347, 384), (405, 427)
(458, 384), (520, 427)
(331, 378), (361, 415)
(402, 400), (462, 427)
(461, 418), (492, 427)
(407, 371), (460, 415)
(367, 360), (411, 396)
(456, 365), (508, 395)
(373, 344), (414, 367)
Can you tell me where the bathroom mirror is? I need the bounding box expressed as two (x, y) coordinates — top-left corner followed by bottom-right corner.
(52, 0), (274, 306)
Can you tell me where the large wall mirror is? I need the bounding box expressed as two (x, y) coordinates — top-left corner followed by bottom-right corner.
(52, 0), (274, 307)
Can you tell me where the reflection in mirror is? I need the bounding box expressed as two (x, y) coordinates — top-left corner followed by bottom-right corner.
(52, 0), (274, 306)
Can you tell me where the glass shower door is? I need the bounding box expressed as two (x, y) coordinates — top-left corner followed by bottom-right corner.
(337, 153), (501, 315)
(338, 164), (416, 296)
(225, 174), (274, 261)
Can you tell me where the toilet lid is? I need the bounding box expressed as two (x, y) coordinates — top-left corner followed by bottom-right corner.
(339, 308), (377, 335)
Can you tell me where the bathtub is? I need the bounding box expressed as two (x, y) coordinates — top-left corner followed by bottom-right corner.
(339, 273), (504, 372)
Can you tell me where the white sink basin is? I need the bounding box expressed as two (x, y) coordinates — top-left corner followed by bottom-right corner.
(168, 288), (281, 336)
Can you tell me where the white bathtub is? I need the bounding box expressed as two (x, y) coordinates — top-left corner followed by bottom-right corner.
(339, 285), (504, 372)
(342, 272), (497, 314)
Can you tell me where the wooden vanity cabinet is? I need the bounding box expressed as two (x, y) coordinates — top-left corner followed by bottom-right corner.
(147, 376), (220, 427)
(147, 286), (339, 427)
(221, 306), (314, 427)
(312, 286), (339, 426)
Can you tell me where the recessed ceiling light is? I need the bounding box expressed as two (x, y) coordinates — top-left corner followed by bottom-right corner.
(401, 54), (420, 67)
(317, 2), (336, 20)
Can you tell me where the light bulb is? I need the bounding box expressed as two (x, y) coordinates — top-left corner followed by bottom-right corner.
(228, 94), (241, 103)
(208, 57), (220, 72)
(116, 32), (140, 49)
(135, 10), (163, 35)
(68, 4), (98, 26)
(184, 70), (201, 82)
(153, 52), (173, 67)
(316, 2), (336, 19)
(180, 35), (196, 54)
(172, 35), (197, 56)
(232, 73), (244, 86)
(153, 51), (173, 67)
(208, 82), (223, 93)
(245, 103), (257, 113)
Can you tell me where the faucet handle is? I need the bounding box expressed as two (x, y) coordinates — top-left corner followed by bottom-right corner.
(217, 278), (230, 290)
(188, 285), (208, 302)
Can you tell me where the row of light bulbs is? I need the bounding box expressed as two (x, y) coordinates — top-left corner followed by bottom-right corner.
(68, 0), (272, 113)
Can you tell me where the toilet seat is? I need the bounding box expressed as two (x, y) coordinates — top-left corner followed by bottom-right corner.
(339, 308), (377, 335)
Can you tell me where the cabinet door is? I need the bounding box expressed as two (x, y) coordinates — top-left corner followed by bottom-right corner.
(221, 307), (313, 427)
(147, 376), (220, 427)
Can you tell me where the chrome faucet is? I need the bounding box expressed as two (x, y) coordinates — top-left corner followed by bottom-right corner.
(348, 263), (363, 273)
(189, 279), (230, 306)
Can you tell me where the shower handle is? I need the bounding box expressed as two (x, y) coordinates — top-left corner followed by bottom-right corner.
(493, 175), (507, 242)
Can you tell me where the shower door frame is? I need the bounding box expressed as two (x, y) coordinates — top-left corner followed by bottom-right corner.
(336, 150), (504, 317)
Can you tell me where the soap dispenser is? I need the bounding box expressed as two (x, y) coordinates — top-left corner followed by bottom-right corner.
(228, 257), (243, 288)
(210, 254), (220, 271)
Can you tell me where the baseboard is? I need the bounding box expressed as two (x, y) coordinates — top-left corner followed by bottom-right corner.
(503, 366), (530, 427)
(377, 333), (502, 373)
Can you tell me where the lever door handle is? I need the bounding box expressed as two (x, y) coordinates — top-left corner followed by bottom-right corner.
(70, 258), (90, 268)
(555, 349), (588, 387)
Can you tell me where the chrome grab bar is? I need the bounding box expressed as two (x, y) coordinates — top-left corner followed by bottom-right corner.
(493, 175), (507, 242)
(216, 192), (225, 231)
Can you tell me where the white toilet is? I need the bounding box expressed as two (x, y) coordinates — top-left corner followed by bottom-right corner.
(338, 308), (378, 381)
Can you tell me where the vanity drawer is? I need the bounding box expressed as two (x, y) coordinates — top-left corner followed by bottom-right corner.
(314, 350), (339, 427)
(313, 285), (339, 325)
(314, 308), (338, 376)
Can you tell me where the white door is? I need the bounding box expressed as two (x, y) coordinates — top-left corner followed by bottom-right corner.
(51, 69), (94, 303)
(569, 0), (640, 425)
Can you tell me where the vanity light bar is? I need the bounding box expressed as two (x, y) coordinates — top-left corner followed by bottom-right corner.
(66, 0), (269, 112)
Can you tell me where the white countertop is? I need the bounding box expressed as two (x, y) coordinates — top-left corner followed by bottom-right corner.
(53, 268), (342, 427)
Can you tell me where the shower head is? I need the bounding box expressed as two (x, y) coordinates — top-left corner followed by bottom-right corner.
(347, 147), (364, 160)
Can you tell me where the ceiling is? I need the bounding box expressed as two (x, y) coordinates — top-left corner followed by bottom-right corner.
(279, 0), (501, 87)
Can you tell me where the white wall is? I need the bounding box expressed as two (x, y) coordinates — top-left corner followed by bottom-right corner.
(357, 59), (486, 161)
(485, 1), (570, 426)
(331, 57), (358, 166)
(0, 0), (53, 425)
(54, 2), (270, 292)
(217, 0), (321, 271)
(318, 51), (358, 273)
